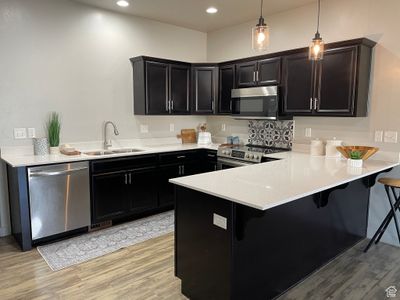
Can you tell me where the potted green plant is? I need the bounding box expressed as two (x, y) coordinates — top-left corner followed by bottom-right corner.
(347, 150), (363, 168)
(47, 112), (61, 154)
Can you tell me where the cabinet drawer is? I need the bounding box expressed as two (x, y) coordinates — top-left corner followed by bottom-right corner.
(91, 155), (158, 174)
(205, 150), (217, 162)
(158, 150), (201, 165)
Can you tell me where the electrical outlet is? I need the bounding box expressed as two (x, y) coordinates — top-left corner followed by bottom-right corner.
(384, 131), (398, 143)
(221, 124), (226, 132)
(14, 128), (27, 139)
(140, 124), (149, 134)
(169, 123), (175, 132)
(305, 128), (312, 138)
(374, 130), (383, 142)
(28, 128), (36, 138)
(213, 213), (227, 230)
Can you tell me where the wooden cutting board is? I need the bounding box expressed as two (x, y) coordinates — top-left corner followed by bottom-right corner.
(180, 129), (197, 144)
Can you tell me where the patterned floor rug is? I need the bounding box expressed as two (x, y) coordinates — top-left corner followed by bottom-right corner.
(37, 211), (174, 271)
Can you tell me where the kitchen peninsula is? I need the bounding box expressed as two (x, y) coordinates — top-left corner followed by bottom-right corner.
(170, 152), (399, 299)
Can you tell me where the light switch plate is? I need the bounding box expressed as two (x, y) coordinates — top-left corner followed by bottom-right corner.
(28, 128), (36, 138)
(305, 128), (312, 137)
(169, 123), (174, 132)
(374, 130), (383, 142)
(221, 124), (226, 132)
(384, 131), (398, 143)
(14, 128), (27, 139)
(140, 124), (149, 133)
(213, 213), (227, 230)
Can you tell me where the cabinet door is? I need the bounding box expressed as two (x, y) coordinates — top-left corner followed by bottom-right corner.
(91, 172), (127, 223)
(181, 161), (203, 176)
(170, 64), (190, 114)
(126, 167), (158, 214)
(219, 65), (235, 114)
(282, 53), (315, 115)
(158, 164), (181, 207)
(315, 46), (358, 115)
(257, 57), (281, 85)
(236, 61), (257, 87)
(145, 61), (169, 114)
(192, 66), (217, 114)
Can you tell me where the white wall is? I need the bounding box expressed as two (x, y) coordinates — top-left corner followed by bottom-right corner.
(0, 0), (208, 235)
(207, 0), (400, 246)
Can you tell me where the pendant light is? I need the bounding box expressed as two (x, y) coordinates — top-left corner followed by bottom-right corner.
(252, 0), (269, 51)
(309, 0), (324, 60)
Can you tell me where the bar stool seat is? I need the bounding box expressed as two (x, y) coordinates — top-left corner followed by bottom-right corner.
(364, 177), (400, 252)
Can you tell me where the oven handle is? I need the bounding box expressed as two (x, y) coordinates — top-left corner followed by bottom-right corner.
(217, 158), (253, 168)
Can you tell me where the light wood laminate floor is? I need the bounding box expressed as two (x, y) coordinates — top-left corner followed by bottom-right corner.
(0, 233), (399, 300)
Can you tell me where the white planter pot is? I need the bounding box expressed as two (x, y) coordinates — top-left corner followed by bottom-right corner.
(347, 158), (363, 168)
(49, 146), (60, 155)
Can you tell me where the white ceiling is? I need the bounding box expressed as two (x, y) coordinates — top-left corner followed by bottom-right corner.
(73, 0), (316, 32)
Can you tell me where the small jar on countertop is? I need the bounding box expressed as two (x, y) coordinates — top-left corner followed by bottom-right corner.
(325, 138), (342, 158)
(310, 139), (325, 156)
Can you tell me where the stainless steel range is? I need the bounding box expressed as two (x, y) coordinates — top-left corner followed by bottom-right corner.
(217, 145), (289, 169)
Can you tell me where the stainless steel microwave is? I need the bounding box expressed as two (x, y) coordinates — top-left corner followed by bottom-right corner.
(231, 86), (281, 120)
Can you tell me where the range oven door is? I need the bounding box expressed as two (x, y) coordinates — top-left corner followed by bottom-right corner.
(217, 158), (253, 170)
(231, 86), (279, 119)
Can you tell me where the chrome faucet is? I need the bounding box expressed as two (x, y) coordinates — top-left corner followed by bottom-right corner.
(103, 121), (119, 149)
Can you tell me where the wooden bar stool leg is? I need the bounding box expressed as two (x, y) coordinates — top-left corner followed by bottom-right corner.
(386, 186), (400, 244)
(375, 188), (400, 244)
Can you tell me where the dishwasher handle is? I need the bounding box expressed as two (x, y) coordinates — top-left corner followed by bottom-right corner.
(29, 167), (89, 177)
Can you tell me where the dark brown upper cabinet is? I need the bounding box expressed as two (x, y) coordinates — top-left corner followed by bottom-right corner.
(236, 57), (281, 88)
(130, 57), (190, 115)
(219, 64), (235, 114)
(282, 39), (374, 117)
(191, 65), (218, 115)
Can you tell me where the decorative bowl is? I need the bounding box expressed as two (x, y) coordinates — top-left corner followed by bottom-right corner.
(336, 146), (379, 160)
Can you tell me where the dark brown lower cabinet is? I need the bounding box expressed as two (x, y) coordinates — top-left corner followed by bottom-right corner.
(91, 150), (218, 224)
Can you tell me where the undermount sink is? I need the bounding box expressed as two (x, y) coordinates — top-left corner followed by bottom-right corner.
(83, 148), (144, 156)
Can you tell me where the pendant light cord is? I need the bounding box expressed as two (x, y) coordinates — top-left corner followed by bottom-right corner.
(260, 0), (263, 18)
(317, 0), (320, 34)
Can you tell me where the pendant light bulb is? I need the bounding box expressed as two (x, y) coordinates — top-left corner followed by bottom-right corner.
(309, 0), (324, 60)
(252, 0), (269, 51)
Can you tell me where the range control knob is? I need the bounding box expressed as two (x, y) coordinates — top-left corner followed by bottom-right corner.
(249, 154), (254, 159)
(245, 154), (250, 158)
(254, 155), (259, 160)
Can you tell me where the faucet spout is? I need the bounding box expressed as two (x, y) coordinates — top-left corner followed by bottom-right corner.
(104, 121), (119, 149)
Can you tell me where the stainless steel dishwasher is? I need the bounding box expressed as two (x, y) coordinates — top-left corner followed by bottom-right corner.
(28, 161), (90, 240)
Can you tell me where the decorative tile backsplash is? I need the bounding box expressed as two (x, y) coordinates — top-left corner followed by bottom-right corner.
(248, 120), (295, 149)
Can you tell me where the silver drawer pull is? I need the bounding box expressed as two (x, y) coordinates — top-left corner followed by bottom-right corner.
(177, 155), (186, 159)
(208, 154), (216, 158)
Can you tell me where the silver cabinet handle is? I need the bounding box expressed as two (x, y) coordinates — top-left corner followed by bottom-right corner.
(182, 165), (185, 175)
(166, 100), (170, 113)
(310, 98), (313, 110)
(253, 71), (256, 82)
(178, 165), (182, 175)
(177, 155), (186, 159)
(128, 173), (132, 184)
(125, 173), (128, 185)
(211, 100), (215, 111)
(256, 71), (259, 82)
(314, 98), (318, 110)
(171, 100), (174, 111)
(207, 154), (216, 158)
(29, 167), (88, 177)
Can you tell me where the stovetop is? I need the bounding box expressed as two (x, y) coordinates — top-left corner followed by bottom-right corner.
(217, 144), (290, 163)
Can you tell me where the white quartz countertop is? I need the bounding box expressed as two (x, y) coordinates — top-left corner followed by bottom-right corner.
(1, 143), (219, 167)
(170, 152), (399, 211)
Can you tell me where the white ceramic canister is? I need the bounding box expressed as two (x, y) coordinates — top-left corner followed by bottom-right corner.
(310, 139), (325, 156)
(325, 138), (342, 158)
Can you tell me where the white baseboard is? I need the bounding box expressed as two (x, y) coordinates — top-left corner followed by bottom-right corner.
(0, 227), (11, 237)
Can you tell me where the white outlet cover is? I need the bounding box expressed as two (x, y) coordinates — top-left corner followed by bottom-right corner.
(374, 130), (383, 143)
(28, 128), (36, 138)
(14, 128), (27, 139)
(305, 128), (312, 137)
(384, 131), (398, 143)
(169, 123), (174, 132)
(140, 124), (149, 133)
(213, 213), (227, 230)
(221, 124), (226, 132)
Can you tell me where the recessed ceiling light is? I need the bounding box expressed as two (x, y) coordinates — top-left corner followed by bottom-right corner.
(206, 7), (218, 14)
(116, 0), (130, 7)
